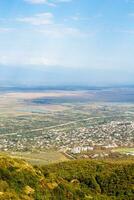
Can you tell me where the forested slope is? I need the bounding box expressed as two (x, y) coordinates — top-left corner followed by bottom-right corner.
(0, 155), (134, 200)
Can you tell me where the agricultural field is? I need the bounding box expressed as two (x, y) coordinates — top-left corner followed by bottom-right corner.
(1, 151), (69, 165)
(112, 148), (134, 155)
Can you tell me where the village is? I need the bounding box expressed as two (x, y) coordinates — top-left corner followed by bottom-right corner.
(0, 118), (134, 158)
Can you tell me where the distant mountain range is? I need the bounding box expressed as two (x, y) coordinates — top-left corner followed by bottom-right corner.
(0, 65), (134, 87)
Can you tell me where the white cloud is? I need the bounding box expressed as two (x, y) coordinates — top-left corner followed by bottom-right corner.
(37, 25), (89, 38)
(70, 13), (102, 23)
(17, 13), (53, 25)
(25, 0), (47, 3)
(16, 12), (90, 38)
(24, 0), (72, 6)
(128, 13), (134, 16)
(119, 29), (134, 34)
(126, 0), (134, 3)
(0, 54), (59, 66)
(0, 28), (13, 33)
(71, 13), (90, 22)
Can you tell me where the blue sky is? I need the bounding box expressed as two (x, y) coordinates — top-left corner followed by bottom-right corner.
(0, 0), (134, 86)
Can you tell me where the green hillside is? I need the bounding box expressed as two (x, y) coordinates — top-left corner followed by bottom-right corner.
(0, 155), (134, 200)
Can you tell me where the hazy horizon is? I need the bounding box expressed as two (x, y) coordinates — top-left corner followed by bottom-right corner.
(0, 65), (134, 87)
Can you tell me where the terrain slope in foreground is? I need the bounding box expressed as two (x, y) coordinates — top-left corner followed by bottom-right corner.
(0, 155), (134, 200)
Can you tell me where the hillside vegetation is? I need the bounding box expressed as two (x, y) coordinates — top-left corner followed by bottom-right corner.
(0, 155), (134, 200)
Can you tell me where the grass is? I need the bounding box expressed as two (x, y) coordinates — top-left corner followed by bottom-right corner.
(4, 151), (69, 165)
(112, 147), (134, 154)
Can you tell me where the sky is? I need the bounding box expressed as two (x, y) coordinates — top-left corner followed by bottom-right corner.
(0, 0), (134, 86)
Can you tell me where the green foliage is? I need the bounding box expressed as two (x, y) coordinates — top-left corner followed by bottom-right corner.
(0, 155), (134, 200)
(41, 160), (134, 200)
